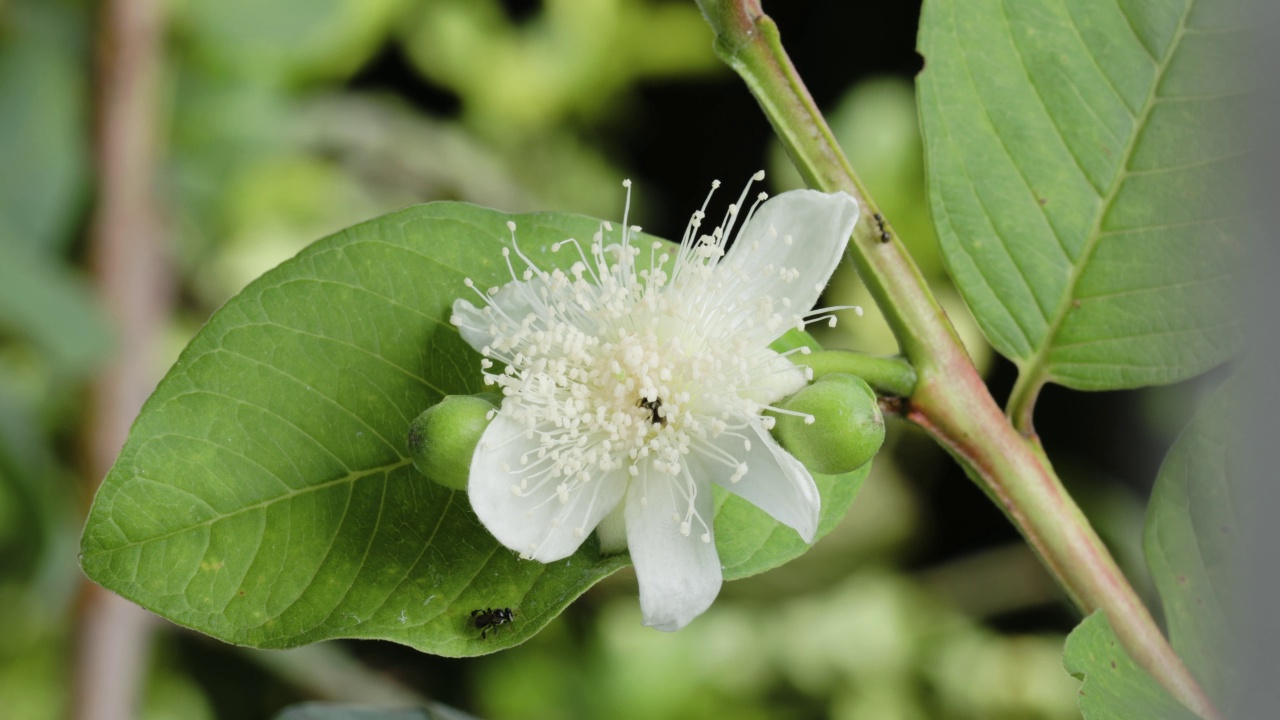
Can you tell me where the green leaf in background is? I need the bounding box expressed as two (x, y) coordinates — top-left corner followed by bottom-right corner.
(274, 703), (475, 720)
(0, 240), (112, 377)
(80, 202), (864, 655)
(1064, 612), (1199, 720)
(399, 0), (719, 136)
(918, 0), (1245, 393)
(1065, 377), (1238, 717)
(178, 0), (404, 83)
(1144, 376), (1238, 707)
(0, 0), (88, 253)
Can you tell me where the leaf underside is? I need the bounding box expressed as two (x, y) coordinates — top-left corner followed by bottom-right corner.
(1143, 376), (1239, 707)
(1065, 377), (1238, 718)
(918, 0), (1246, 392)
(79, 202), (865, 656)
(1064, 612), (1200, 720)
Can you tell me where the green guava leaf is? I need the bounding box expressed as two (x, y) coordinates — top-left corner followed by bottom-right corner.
(180, 0), (402, 83)
(918, 0), (1245, 392)
(1065, 377), (1238, 717)
(1144, 376), (1239, 707)
(0, 2), (88, 253)
(0, 240), (112, 376)
(718, 464), (868, 581)
(79, 202), (864, 656)
(1064, 612), (1200, 720)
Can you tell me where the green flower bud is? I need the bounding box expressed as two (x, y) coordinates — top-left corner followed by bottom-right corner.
(771, 373), (884, 475)
(408, 394), (500, 490)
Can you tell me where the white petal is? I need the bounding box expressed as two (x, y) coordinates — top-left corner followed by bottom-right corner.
(708, 423), (820, 543)
(625, 460), (722, 632)
(720, 189), (859, 316)
(449, 279), (541, 354)
(468, 413), (627, 562)
(736, 344), (808, 407)
(450, 297), (497, 354)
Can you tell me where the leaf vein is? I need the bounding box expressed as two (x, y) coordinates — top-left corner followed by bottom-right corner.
(1013, 0), (1198, 391)
(84, 459), (410, 555)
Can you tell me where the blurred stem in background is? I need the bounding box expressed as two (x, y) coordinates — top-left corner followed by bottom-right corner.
(73, 0), (170, 717)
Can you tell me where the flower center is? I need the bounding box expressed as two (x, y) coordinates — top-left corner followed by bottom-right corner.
(637, 397), (665, 426)
(452, 174), (858, 553)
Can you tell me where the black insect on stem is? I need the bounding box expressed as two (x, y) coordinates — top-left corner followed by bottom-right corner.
(470, 607), (515, 640)
(873, 213), (891, 243)
(638, 397), (666, 426)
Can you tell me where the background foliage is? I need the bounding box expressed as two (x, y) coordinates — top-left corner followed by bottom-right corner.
(0, 0), (1232, 718)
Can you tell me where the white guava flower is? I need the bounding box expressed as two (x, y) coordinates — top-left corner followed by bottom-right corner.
(450, 174), (859, 631)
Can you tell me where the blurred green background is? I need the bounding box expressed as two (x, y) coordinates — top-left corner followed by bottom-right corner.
(0, 0), (1216, 718)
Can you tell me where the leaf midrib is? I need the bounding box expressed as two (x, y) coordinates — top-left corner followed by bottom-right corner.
(1014, 0), (1196, 391)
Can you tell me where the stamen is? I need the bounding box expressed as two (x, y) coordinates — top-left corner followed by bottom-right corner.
(456, 174), (839, 561)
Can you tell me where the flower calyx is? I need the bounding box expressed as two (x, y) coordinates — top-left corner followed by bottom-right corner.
(407, 393), (500, 490)
(770, 373), (885, 475)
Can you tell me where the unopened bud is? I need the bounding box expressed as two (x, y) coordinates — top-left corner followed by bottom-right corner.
(408, 394), (500, 490)
(771, 373), (884, 475)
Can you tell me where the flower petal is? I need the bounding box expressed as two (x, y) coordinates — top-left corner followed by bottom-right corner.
(469, 412), (627, 562)
(626, 460), (722, 632)
(720, 189), (859, 320)
(707, 422), (820, 543)
(450, 297), (498, 354)
(734, 344), (808, 407)
(449, 279), (543, 354)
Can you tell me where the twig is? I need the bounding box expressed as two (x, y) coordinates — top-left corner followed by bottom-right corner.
(694, 2), (1221, 718)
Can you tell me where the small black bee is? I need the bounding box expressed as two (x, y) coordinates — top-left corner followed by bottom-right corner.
(638, 397), (665, 426)
(470, 607), (515, 639)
